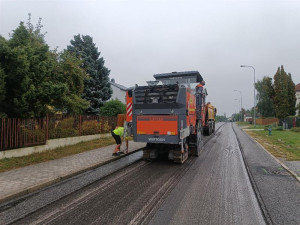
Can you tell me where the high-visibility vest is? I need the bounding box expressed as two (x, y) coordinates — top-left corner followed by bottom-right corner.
(113, 127), (124, 136)
(113, 127), (128, 139)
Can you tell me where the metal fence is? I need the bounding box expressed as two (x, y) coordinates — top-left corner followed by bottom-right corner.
(0, 115), (117, 151)
(279, 117), (300, 129)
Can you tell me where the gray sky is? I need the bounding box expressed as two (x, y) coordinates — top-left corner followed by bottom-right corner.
(1, 0), (299, 116)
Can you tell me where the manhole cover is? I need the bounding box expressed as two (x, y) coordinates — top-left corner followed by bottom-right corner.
(261, 167), (291, 176)
(269, 170), (291, 176)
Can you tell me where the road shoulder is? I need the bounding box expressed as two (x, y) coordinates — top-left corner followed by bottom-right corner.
(233, 124), (300, 225)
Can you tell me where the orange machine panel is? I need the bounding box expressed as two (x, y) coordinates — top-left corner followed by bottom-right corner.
(137, 115), (178, 135)
(186, 89), (196, 127)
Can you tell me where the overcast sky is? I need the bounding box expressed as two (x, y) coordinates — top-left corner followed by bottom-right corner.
(1, 0), (299, 116)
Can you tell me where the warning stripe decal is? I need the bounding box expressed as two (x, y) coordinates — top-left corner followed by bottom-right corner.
(127, 103), (132, 116)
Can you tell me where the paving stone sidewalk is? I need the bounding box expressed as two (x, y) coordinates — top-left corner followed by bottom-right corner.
(0, 141), (146, 204)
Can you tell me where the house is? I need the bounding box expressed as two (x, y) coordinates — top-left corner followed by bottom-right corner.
(296, 83), (300, 115)
(109, 78), (127, 104)
(243, 113), (253, 123)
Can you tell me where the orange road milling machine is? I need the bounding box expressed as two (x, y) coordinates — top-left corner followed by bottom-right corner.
(124, 71), (216, 164)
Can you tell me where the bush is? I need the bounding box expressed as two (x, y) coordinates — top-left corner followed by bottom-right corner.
(49, 117), (78, 139)
(81, 120), (100, 135)
(0, 112), (7, 118)
(102, 120), (113, 133)
(291, 127), (300, 132)
(22, 127), (46, 144)
(100, 99), (126, 116)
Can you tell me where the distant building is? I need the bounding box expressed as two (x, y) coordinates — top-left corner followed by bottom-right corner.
(243, 113), (253, 123)
(109, 78), (127, 104)
(296, 83), (300, 115)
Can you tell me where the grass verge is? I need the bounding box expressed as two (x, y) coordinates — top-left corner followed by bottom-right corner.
(236, 121), (251, 126)
(0, 137), (117, 173)
(236, 122), (266, 129)
(245, 129), (300, 161)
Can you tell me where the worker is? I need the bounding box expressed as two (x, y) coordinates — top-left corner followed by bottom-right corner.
(196, 80), (205, 88)
(111, 126), (129, 156)
(196, 80), (208, 96)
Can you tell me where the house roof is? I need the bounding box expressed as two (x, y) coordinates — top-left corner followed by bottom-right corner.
(295, 83), (300, 92)
(110, 79), (127, 91)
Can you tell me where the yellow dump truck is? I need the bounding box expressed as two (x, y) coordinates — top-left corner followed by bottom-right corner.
(203, 102), (217, 136)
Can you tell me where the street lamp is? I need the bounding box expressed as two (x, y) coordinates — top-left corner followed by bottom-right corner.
(240, 65), (256, 127)
(234, 99), (241, 121)
(234, 90), (243, 121)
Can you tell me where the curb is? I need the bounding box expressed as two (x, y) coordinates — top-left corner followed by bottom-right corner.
(241, 128), (300, 183)
(0, 147), (145, 205)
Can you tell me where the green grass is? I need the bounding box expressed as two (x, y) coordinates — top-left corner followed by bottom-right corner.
(236, 121), (251, 126)
(0, 137), (117, 173)
(236, 122), (266, 129)
(246, 129), (300, 161)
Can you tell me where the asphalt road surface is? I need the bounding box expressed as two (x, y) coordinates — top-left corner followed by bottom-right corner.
(1, 123), (299, 225)
(149, 123), (265, 225)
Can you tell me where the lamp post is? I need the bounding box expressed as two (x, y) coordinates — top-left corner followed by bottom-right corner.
(234, 90), (243, 121)
(234, 99), (241, 121)
(240, 65), (256, 127)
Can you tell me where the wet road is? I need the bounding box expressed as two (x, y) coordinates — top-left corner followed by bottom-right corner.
(149, 123), (265, 225)
(1, 123), (299, 224)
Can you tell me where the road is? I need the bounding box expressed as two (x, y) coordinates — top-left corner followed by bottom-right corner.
(1, 123), (299, 225)
(149, 123), (264, 225)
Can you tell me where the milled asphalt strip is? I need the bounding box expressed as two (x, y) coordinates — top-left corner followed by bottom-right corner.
(0, 123), (225, 224)
(0, 145), (145, 205)
(202, 122), (225, 145)
(0, 150), (144, 225)
(232, 124), (273, 225)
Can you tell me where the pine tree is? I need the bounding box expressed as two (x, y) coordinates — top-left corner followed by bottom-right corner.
(273, 66), (290, 118)
(67, 35), (112, 115)
(287, 73), (296, 116)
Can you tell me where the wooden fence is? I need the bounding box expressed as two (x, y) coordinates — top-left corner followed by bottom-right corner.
(0, 115), (117, 151)
(256, 118), (279, 125)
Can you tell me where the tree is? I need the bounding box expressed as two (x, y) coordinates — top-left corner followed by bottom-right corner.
(273, 66), (296, 118)
(54, 51), (89, 114)
(99, 99), (126, 116)
(273, 66), (289, 118)
(255, 76), (275, 117)
(0, 66), (6, 105)
(0, 64), (6, 117)
(287, 73), (296, 116)
(215, 115), (227, 122)
(67, 34), (112, 115)
(0, 18), (61, 117)
(0, 15), (89, 117)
